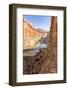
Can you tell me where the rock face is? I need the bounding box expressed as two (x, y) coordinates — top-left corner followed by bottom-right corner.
(23, 16), (57, 74)
(23, 20), (48, 49)
(40, 16), (57, 73)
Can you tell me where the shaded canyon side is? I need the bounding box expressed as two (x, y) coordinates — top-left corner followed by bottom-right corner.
(23, 16), (57, 74)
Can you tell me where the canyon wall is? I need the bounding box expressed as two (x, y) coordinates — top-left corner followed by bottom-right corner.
(23, 20), (48, 49)
(39, 16), (57, 73)
(23, 16), (57, 74)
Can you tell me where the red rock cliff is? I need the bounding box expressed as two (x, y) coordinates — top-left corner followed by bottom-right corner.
(23, 20), (48, 49)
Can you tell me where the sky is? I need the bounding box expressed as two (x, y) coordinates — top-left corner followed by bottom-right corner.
(24, 15), (51, 31)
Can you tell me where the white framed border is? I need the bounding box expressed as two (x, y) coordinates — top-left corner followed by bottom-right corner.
(16, 8), (64, 82)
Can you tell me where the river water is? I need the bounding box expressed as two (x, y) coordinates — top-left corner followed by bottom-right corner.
(23, 44), (48, 56)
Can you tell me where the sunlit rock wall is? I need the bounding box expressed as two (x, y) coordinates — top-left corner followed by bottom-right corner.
(23, 20), (48, 49)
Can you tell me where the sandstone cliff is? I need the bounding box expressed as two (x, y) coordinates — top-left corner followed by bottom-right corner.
(23, 20), (48, 49)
